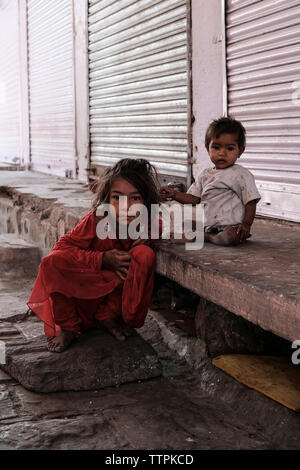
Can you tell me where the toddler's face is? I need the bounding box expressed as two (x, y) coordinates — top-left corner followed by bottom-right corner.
(207, 133), (244, 169)
(109, 177), (144, 225)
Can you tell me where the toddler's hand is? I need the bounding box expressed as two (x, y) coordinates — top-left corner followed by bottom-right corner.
(160, 186), (175, 200)
(102, 249), (131, 281)
(236, 223), (251, 242)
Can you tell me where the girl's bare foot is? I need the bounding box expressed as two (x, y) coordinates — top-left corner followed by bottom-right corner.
(117, 317), (134, 337)
(97, 318), (126, 341)
(47, 330), (77, 353)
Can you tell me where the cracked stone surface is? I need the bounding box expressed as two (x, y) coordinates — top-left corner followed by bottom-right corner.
(0, 416), (128, 450)
(0, 303), (299, 449)
(0, 329), (162, 393)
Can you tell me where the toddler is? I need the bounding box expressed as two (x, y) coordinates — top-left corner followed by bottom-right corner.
(161, 117), (261, 246)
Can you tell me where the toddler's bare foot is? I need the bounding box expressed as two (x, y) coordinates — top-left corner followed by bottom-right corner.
(47, 330), (77, 353)
(97, 318), (126, 341)
(204, 226), (241, 246)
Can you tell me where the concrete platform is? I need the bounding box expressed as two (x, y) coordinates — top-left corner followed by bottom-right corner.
(154, 219), (300, 343)
(0, 170), (299, 343)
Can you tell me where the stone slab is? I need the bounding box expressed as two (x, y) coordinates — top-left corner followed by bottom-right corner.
(0, 329), (162, 393)
(15, 318), (45, 340)
(0, 233), (41, 278)
(0, 369), (15, 384)
(0, 415), (128, 450)
(101, 378), (268, 450)
(0, 292), (30, 322)
(0, 278), (34, 322)
(12, 379), (269, 450)
(0, 322), (21, 338)
(0, 385), (18, 420)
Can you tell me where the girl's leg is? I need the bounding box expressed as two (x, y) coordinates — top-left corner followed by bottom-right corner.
(122, 245), (156, 328)
(95, 245), (155, 338)
(47, 292), (81, 352)
(95, 286), (128, 341)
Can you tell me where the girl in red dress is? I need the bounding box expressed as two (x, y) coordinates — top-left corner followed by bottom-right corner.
(27, 158), (161, 352)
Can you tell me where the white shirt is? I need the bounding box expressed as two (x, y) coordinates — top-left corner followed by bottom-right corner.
(187, 164), (261, 230)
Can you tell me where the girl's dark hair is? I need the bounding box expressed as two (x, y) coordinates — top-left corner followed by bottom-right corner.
(205, 116), (246, 150)
(91, 158), (161, 211)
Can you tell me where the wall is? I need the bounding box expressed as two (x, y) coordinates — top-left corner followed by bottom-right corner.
(191, 0), (226, 181)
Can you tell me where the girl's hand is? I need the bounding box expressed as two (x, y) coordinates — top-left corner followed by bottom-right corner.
(102, 249), (131, 281)
(131, 237), (150, 248)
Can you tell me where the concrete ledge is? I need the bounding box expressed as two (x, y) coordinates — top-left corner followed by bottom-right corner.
(154, 221), (300, 343)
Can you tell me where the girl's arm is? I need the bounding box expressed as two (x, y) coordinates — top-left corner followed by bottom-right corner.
(53, 211), (104, 270)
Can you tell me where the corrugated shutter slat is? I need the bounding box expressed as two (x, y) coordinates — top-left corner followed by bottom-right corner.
(226, 0), (300, 221)
(0, 0), (20, 165)
(88, 0), (189, 178)
(27, 0), (75, 178)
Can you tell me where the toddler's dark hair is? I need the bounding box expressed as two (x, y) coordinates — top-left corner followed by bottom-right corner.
(91, 158), (161, 211)
(205, 116), (246, 150)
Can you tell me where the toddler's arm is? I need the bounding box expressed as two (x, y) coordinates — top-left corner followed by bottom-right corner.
(236, 200), (258, 241)
(160, 186), (200, 205)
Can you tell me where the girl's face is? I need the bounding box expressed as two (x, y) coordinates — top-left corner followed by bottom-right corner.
(109, 177), (144, 225)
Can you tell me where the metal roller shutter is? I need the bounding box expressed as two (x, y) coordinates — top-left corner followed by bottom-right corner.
(226, 0), (300, 222)
(27, 0), (75, 178)
(88, 0), (190, 180)
(0, 0), (21, 166)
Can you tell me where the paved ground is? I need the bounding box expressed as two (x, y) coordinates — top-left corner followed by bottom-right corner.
(0, 277), (300, 450)
(0, 170), (300, 450)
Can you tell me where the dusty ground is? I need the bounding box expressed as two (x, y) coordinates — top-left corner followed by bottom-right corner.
(0, 305), (300, 450)
(0, 170), (299, 450)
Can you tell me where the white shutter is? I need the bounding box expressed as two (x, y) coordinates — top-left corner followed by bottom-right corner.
(226, 0), (300, 222)
(88, 0), (189, 179)
(27, 0), (75, 178)
(0, 0), (21, 166)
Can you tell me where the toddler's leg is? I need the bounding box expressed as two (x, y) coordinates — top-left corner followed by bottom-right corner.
(47, 292), (81, 352)
(204, 225), (241, 246)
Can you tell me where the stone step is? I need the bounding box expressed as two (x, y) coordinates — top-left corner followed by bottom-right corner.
(0, 328), (162, 393)
(0, 277), (34, 323)
(0, 234), (41, 279)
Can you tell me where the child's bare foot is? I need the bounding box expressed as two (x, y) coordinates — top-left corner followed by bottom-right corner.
(97, 318), (126, 341)
(204, 226), (241, 246)
(117, 317), (134, 337)
(47, 330), (77, 353)
(170, 232), (196, 244)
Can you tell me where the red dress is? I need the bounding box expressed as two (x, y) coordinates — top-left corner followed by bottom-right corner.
(27, 211), (156, 338)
